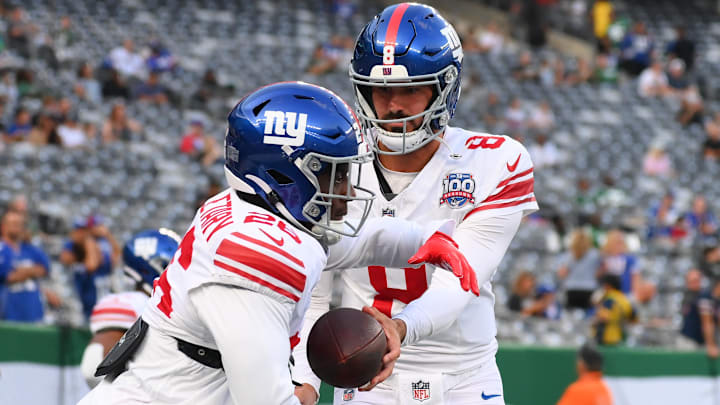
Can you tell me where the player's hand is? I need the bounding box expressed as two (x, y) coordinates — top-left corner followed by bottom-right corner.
(408, 232), (480, 296)
(293, 383), (319, 405)
(360, 306), (400, 392)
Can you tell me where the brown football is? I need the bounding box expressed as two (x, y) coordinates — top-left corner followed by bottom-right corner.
(306, 307), (387, 388)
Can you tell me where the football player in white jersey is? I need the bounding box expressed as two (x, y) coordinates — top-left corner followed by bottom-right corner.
(292, 4), (539, 405)
(78, 82), (480, 405)
(80, 228), (180, 388)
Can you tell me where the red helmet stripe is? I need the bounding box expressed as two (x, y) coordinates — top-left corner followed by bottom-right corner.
(384, 3), (410, 50)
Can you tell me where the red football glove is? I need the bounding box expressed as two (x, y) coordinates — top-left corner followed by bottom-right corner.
(408, 232), (480, 296)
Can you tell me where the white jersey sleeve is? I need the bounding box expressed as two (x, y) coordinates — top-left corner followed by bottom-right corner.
(190, 283), (301, 405)
(89, 291), (148, 334)
(325, 217), (455, 271)
(393, 211), (523, 346)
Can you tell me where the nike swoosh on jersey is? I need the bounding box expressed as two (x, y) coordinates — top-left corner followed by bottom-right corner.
(259, 229), (284, 246)
(481, 392), (501, 400)
(506, 154), (521, 172)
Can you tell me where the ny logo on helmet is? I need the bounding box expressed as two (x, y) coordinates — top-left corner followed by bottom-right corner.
(440, 26), (463, 62)
(263, 110), (308, 146)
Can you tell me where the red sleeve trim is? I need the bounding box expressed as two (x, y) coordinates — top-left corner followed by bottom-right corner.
(463, 197), (537, 220)
(496, 168), (533, 188)
(214, 260), (301, 302)
(485, 178), (534, 203)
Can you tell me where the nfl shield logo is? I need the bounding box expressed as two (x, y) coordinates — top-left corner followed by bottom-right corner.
(383, 67), (392, 75)
(381, 207), (396, 217)
(440, 173), (476, 209)
(412, 380), (430, 402)
(343, 389), (354, 401)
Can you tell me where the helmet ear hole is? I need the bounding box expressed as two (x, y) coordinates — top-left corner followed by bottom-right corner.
(266, 169), (294, 185)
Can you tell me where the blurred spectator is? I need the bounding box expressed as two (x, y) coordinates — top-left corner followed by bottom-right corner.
(507, 271), (535, 312)
(676, 85), (703, 127)
(180, 120), (221, 167)
(74, 63), (102, 105)
(666, 58), (689, 94)
(101, 103), (142, 143)
(474, 22), (505, 56)
(306, 36), (352, 75)
(57, 113), (88, 148)
(481, 91), (503, 129)
(557, 229), (602, 310)
(666, 26), (695, 71)
(538, 58), (555, 87)
(146, 42), (176, 73)
(680, 271), (720, 358)
(28, 113), (61, 146)
(685, 196), (718, 241)
(556, 344), (613, 405)
(637, 61), (668, 98)
(5, 108), (32, 143)
(59, 221), (103, 319)
(565, 58), (592, 86)
(504, 98), (526, 134)
(511, 51), (538, 81)
(592, 274), (637, 345)
(600, 229), (655, 303)
(0, 210), (50, 322)
(699, 244), (720, 281)
(528, 133), (560, 169)
(528, 100), (555, 132)
(703, 112), (720, 162)
(646, 192), (680, 241)
(592, 52), (618, 84)
(591, 0), (614, 48)
(619, 22), (654, 76)
(52, 16), (80, 66)
(60, 215), (118, 319)
(135, 71), (169, 104)
(508, 271), (560, 319)
(642, 144), (673, 178)
(101, 69), (131, 100)
(191, 69), (224, 109)
(108, 39), (145, 79)
(0, 72), (19, 109)
(16, 69), (41, 98)
(6, 6), (38, 58)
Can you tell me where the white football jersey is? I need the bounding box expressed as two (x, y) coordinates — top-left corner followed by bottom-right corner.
(142, 188), (446, 351)
(90, 291), (148, 334)
(340, 127), (538, 373)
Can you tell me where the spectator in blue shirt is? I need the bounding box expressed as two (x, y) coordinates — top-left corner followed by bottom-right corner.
(619, 21), (654, 76)
(60, 218), (105, 319)
(0, 210), (50, 322)
(685, 195), (718, 242)
(4, 108), (32, 143)
(681, 270), (720, 358)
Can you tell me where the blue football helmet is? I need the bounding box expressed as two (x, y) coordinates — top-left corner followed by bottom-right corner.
(224, 81), (374, 244)
(122, 228), (180, 295)
(350, 3), (463, 155)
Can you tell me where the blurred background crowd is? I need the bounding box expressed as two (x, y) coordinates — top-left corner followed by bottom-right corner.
(2, 0), (720, 358)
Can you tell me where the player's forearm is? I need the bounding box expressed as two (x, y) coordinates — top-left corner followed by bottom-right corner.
(325, 218), (454, 271)
(292, 273), (333, 392)
(394, 211), (522, 345)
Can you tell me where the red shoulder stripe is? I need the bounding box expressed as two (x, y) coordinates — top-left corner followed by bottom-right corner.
(214, 260), (300, 302)
(496, 168), (533, 188)
(232, 232), (304, 267)
(217, 239), (306, 292)
(485, 178), (534, 203)
(463, 197), (537, 220)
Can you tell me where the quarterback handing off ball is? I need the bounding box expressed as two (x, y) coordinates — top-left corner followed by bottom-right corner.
(306, 308), (387, 388)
